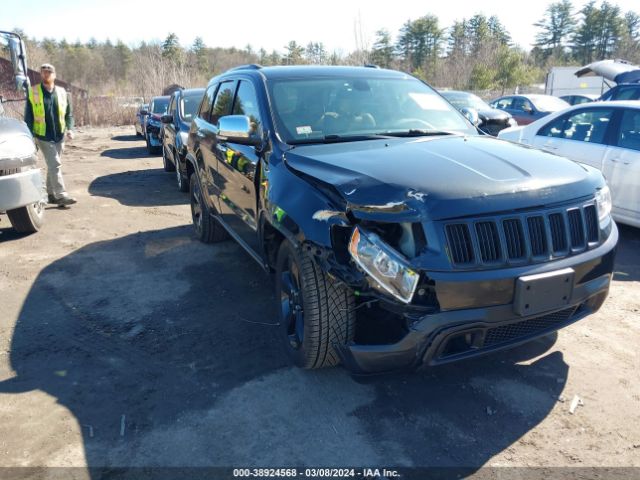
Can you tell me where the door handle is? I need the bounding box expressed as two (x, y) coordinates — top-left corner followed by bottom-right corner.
(610, 158), (630, 165)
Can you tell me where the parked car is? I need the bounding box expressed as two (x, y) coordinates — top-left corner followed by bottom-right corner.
(0, 108), (45, 233)
(560, 94), (599, 105)
(498, 101), (640, 228)
(134, 103), (148, 137)
(144, 96), (170, 154)
(440, 90), (517, 136)
(185, 65), (617, 373)
(160, 88), (205, 191)
(575, 59), (640, 101)
(490, 94), (570, 125)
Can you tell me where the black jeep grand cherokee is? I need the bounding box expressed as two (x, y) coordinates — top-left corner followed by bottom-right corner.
(185, 65), (617, 373)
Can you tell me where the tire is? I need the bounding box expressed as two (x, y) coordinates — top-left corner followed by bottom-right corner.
(7, 201), (45, 234)
(175, 149), (188, 192)
(275, 240), (355, 369)
(162, 145), (175, 172)
(189, 173), (228, 243)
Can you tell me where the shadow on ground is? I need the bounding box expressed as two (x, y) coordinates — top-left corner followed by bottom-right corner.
(111, 134), (141, 142)
(88, 169), (186, 207)
(0, 225), (571, 476)
(100, 145), (155, 160)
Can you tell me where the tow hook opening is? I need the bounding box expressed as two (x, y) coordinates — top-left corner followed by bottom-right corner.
(353, 301), (409, 345)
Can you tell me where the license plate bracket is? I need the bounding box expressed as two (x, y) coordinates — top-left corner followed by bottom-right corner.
(514, 268), (574, 316)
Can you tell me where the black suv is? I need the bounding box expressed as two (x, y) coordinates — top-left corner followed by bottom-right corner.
(185, 65), (617, 373)
(144, 95), (170, 154)
(160, 88), (205, 191)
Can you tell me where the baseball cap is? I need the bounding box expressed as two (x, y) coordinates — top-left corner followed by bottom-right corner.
(40, 63), (56, 73)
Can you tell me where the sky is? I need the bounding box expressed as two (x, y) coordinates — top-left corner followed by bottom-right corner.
(4, 0), (640, 53)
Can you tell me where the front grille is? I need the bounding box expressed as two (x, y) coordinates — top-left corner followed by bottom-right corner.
(0, 168), (20, 177)
(444, 200), (600, 268)
(483, 306), (578, 347)
(446, 224), (474, 264)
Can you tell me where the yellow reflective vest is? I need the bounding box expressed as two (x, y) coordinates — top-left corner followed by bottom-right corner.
(28, 84), (67, 137)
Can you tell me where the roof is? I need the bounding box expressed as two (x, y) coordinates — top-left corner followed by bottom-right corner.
(207, 65), (410, 87)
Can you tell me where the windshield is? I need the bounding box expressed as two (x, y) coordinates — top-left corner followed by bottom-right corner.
(531, 96), (569, 112)
(180, 92), (204, 122)
(151, 98), (169, 114)
(441, 92), (490, 111)
(268, 75), (476, 143)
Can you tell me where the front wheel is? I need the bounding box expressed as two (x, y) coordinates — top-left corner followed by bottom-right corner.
(7, 201), (45, 234)
(275, 240), (355, 369)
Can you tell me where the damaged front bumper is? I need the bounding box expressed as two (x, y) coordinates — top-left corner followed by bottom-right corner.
(337, 222), (618, 374)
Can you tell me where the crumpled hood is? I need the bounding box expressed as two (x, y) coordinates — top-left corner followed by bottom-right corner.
(284, 135), (602, 222)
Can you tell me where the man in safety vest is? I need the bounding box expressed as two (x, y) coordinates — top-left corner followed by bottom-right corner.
(24, 63), (77, 206)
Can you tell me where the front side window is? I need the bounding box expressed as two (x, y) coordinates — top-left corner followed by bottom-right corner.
(181, 91), (205, 122)
(493, 97), (513, 110)
(211, 81), (237, 125)
(151, 98), (169, 114)
(232, 80), (262, 136)
(616, 109), (640, 152)
(512, 97), (533, 112)
(537, 108), (614, 144)
(268, 75), (475, 143)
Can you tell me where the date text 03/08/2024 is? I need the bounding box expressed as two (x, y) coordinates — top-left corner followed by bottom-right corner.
(232, 468), (400, 478)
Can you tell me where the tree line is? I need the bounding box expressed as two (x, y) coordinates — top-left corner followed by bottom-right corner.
(3, 0), (639, 101)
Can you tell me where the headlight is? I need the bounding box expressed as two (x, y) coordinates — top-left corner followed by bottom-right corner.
(348, 227), (420, 304)
(595, 185), (612, 228)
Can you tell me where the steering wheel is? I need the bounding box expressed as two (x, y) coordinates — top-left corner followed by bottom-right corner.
(395, 118), (436, 130)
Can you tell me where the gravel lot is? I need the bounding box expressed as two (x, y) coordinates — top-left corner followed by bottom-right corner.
(0, 127), (639, 478)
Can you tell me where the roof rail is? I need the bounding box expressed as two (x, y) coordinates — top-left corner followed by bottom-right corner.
(229, 64), (263, 71)
(364, 64), (380, 69)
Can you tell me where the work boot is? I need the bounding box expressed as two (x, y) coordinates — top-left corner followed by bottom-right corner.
(56, 196), (77, 206)
(47, 194), (57, 204)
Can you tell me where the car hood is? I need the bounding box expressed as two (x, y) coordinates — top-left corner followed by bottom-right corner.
(284, 135), (601, 222)
(477, 108), (511, 122)
(0, 117), (36, 163)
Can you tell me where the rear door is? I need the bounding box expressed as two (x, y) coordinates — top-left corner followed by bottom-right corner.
(603, 108), (640, 226)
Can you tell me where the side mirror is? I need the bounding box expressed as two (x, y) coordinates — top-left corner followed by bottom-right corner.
(8, 36), (29, 91)
(161, 114), (173, 124)
(460, 107), (480, 126)
(217, 115), (261, 146)
(522, 104), (533, 114)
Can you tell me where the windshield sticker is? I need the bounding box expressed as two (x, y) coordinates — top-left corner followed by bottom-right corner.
(408, 93), (450, 111)
(296, 126), (313, 135)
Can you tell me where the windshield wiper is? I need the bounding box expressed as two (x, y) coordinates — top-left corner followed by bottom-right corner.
(379, 129), (457, 137)
(288, 134), (391, 145)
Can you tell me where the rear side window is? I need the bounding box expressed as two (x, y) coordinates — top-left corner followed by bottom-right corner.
(537, 108), (614, 144)
(198, 85), (217, 123)
(616, 109), (640, 152)
(512, 97), (533, 112)
(211, 81), (237, 125)
(232, 80), (262, 136)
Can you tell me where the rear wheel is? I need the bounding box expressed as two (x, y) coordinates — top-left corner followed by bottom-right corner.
(275, 240), (355, 369)
(189, 174), (228, 243)
(7, 201), (45, 234)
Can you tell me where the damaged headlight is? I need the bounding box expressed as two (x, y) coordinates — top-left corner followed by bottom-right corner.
(595, 185), (612, 228)
(348, 227), (420, 304)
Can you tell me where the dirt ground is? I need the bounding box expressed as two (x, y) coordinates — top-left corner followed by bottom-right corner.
(0, 126), (639, 478)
